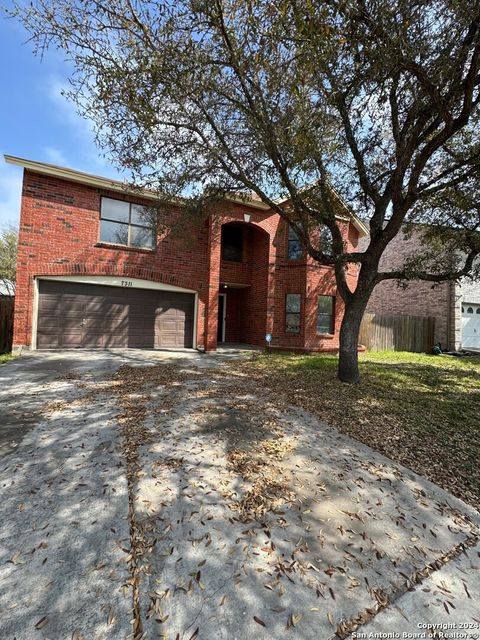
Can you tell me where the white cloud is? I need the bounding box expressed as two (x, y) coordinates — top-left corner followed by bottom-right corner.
(0, 164), (22, 229)
(43, 146), (68, 166)
(46, 75), (92, 137)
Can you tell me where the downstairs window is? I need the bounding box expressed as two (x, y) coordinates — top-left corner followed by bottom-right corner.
(317, 295), (335, 334)
(285, 293), (301, 333)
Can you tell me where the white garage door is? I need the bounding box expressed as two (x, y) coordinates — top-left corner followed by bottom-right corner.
(461, 303), (480, 350)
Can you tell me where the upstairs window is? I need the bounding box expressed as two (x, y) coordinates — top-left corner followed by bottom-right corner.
(285, 293), (301, 333)
(100, 197), (156, 249)
(317, 295), (335, 334)
(288, 226), (304, 260)
(319, 224), (333, 254)
(221, 225), (243, 261)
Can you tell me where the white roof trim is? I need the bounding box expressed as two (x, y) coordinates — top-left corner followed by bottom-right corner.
(4, 154), (161, 201)
(4, 155), (269, 209)
(224, 193), (270, 210)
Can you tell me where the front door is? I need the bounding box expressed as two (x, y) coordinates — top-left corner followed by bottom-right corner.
(217, 294), (226, 343)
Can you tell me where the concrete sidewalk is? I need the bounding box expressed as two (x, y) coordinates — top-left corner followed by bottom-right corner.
(356, 539), (480, 639)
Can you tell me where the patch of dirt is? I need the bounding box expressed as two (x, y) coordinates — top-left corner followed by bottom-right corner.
(151, 457), (184, 474)
(226, 435), (296, 521)
(259, 438), (295, 461)
(234, 355), (480, 511)
(226, 449), (266, 480)
(43, 399), (73, 414)
(234, 477), (295, 521)
(54, 371), (82, 381)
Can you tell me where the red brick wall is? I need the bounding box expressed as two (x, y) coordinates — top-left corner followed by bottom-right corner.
(269, 219), (358, 352)
(14, 170), (211, 348)
(14, 169), (361, 352)
(241, 228), (270, 345)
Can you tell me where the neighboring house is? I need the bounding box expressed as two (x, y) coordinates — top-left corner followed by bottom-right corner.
(5, 155), (367, 353)
(0, 280), (15, 297)
(0, 280), (15, 353)
(360, 226), (480, 351)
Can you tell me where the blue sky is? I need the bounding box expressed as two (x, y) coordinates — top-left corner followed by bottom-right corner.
(0, 12), (121, 228)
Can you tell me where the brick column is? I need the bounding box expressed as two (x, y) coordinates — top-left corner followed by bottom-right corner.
(12, 274), (32, 350)
(265, 245), (276, 337)
(204, 217), (221, 351)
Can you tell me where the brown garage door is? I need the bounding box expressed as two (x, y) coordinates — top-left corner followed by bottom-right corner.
(37, 280), (195, 349)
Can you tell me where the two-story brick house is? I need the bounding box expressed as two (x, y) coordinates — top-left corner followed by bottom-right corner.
(360, 225), (480, 351)
(5, 155), (367, 353)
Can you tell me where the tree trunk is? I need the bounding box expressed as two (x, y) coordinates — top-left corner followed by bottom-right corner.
(338, 296), (369, 383)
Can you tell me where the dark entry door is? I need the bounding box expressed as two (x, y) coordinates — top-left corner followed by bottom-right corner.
(37, 280), (194, 349)
(217, 294), (226, 342)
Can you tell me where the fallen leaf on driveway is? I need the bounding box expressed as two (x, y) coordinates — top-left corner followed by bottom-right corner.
(107, 606), (115, 625)
(35, 616), (48, 630)
(156, 614), (169, 623)
(287, 613), (302, 628)
(10, 551), (26, 564)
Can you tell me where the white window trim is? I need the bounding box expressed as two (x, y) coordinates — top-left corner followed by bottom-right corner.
(100, 196), (156, 250)
(32, 275), (198, 350)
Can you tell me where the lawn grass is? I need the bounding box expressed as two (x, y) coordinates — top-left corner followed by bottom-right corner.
(0, 353), (16, 365)
(242, 350), (480, 510)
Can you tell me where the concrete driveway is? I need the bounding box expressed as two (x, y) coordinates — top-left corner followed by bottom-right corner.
(1, 350), (479, 640)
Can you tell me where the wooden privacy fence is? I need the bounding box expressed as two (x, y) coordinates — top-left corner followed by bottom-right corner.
(0, 297), (14, 353)
(359, 313), (435, 353)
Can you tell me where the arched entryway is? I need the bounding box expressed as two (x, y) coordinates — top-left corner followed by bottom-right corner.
(218, 221), (270, 346)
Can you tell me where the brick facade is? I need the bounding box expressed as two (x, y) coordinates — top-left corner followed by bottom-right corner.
(13, 167), (362, 352)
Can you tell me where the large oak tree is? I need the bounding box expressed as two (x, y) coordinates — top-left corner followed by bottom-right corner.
(11, 0), (480, 381)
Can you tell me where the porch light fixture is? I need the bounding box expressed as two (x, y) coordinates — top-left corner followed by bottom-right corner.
(243, 213), (251, 223)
